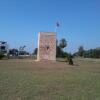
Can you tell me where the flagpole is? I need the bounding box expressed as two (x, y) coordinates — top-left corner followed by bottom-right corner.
(55, 21), (60, 43)
(55, 25), (57, 33)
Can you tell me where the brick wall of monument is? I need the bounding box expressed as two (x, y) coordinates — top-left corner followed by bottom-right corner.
(37, 32), (56, 61)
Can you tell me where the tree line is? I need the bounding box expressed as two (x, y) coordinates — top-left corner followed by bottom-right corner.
(74, 46), (100, 58)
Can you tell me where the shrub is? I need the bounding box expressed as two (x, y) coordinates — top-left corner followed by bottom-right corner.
(0, 52), (5, 60)
(67, 53), (74, 65)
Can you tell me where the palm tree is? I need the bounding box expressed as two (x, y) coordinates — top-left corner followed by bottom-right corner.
(59, 38), (67, 57)
(59, 38), (67, 49)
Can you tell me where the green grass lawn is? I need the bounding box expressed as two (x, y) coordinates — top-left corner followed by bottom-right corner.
(0, 59), (100, 100)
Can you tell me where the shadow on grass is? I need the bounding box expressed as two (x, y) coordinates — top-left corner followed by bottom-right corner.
(57, 59), (79, 66)
(56, 59), (67, 62)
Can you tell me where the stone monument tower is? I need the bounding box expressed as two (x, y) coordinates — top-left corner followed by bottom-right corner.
(37, 32), (56, 61)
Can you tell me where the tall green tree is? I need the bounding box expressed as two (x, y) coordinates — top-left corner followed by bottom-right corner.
(59, 38), (67, 49)
(33, 48), (38, 55)
(59, 38), (67, 57)
(78, 46), (85, 57)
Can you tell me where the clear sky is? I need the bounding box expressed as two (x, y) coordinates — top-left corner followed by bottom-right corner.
(0, 0), (100, 53)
